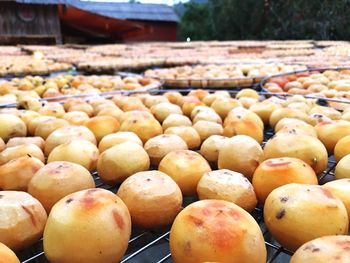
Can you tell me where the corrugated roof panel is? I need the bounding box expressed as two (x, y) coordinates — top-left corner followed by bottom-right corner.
(14, 0), (179, 22)
(15, 0), (68, 4)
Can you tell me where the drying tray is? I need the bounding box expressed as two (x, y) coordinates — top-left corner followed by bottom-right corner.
(259, 67), (350, 99)
(0, 74), (162, 109)
(6, 89), (347, 263)
(0, 68), (76, 81)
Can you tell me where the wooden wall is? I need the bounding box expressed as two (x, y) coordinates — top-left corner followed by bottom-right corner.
(125, 21), (177, 42)
(0, 2), (61, 44)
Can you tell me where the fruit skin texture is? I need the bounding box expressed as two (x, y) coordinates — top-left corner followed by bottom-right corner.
(0, 156), (44, 191)
(0, 191), (47, 251)
(44, 188), (131, 263)
(0, 242), (19, 263)
(197, 169), (257, 212)
(170, 199), (266, 263)
(159, 150), (211, 196)
(98, 132), (142, 153)
(334, 135), (350, 162)
(218, 135), (263, 180)
(0, 114), (27, 142)
(144, 134), (188, 167)
(7, 136), (45, 151)
(28, 161), (96, 213)
(290, 235), (350, 263)
(315, 120), (350, 153)
(117, 171), (183, 228)
(252, 157), (318, 204)
(200, 135), (228, 163)
(164, 126), (201, 150)
(47, 140), (99, 172)
(119, 112), (162, 143)
(263, 134), (328, 174)
(323, 179), (350, 221)
(44, 125), (97, 156)
(335, 154), (350, 179)
(97, 141), (150, 184)
(84, 116), (120, 142)
(0, 143), (45, 165)
(193, 120), (224, 141)
(0, 137), (5, 152)
(264, 184), (349, 252)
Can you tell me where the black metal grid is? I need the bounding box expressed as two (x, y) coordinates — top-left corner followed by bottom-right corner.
(10, 89), (342, 263)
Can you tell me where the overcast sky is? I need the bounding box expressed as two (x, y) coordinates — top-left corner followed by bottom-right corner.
(82, 0), (189, 5)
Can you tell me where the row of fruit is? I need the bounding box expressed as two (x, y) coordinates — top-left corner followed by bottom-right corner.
(0, 74), (161, 106)
(1, 40), (350, 76)
(264, 69), (350, 101)
(0, 88), (350, 262)
(144, 64), (306, 88)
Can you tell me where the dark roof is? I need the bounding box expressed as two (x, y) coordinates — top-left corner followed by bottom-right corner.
(15, 0), (179, 22)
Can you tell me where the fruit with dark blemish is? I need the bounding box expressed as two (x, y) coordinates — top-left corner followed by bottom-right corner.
(275, 208), (286, 219)
(28, 161), (95, 212)
(264, 184), (348, 251)
(43, 188), (131, 263)
(117, 171), (182, 228)
(65, 198), (73, 204)
(275, 118), (317, 137)
(197, 169), (257, 212)
(38, 102), (65, 118)
(252, 157), (317, 204)
(0, 144), (45, 165)
(291, 235), (350, 263)
(200, 135), (228, 164)
(170, 199), (266, 263)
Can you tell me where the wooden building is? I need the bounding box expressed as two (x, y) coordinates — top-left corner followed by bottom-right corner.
(0, 0), (179, 44)
(59, 1), (179, 42)
(0, 0), (62, 44)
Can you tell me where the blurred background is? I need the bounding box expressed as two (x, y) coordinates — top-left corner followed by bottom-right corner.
(1, 0), (349, 45)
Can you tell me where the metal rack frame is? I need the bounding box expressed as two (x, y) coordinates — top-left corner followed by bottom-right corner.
(8, 89), (343, 263)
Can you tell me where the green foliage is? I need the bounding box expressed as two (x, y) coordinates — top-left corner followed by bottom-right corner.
(178, 2), (213, 40)
(179, 0), (350, 40)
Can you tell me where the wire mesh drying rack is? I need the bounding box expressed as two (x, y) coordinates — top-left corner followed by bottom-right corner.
(7, 88), (346, 263)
